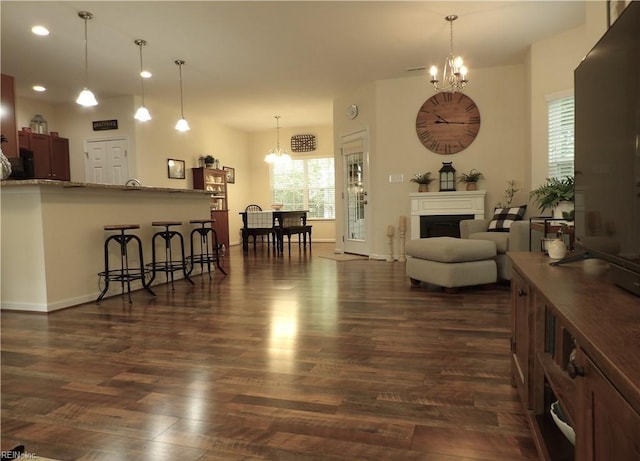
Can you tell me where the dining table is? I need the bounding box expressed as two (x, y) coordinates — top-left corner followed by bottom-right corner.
(239, 210), (309, 254)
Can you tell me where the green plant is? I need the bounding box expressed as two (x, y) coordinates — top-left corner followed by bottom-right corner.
(204, 155), (215, 164)
(529, 176), (575, 211)
(457, 169), (484, 184)
(409, 172), (434, 185)
(497, 179), (520, 207)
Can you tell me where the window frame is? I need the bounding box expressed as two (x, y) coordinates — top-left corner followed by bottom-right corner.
(269, 155), (336, 221)
(546, 90), (575, 180)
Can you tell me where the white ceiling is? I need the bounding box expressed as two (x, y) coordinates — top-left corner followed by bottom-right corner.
(1, 1), (586, 132)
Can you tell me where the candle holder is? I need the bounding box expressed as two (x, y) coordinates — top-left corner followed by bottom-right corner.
(386, 225), (395, 262)
(398, 215), (407, 262)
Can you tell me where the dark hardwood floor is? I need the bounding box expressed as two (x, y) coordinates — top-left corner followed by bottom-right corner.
(1, 243), (538, 461)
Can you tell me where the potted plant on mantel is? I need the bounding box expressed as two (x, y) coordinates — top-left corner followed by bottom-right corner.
(529, 176), (575, 218)
(457, 169), (484, 191)
(204, 155), (215, 168)
(410, 172), (434, 192)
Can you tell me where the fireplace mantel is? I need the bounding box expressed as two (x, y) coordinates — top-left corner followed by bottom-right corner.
(410, 191), (486, 240)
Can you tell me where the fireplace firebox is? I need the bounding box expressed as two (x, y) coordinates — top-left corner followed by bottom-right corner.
(420, 214), (474, 238)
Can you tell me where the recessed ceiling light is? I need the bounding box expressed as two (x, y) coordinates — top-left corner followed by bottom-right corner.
(31, 25), (50, 36)
(140, 70), (152, 78)
(32, 85), (46, 92)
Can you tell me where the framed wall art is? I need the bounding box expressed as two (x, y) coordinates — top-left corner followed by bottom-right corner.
(223, 166), (235, 184)
(167, 159), (185, 179)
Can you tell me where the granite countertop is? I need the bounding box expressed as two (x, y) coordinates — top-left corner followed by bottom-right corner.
(1, 179), (209, 194)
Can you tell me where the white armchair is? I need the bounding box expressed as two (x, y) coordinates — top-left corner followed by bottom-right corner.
(460, 219), (530, 280)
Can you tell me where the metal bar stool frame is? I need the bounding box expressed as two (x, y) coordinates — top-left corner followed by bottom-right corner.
(97, 224), (156, 303)
(146, 221), (194, 290)
(187, 219), (227, 279)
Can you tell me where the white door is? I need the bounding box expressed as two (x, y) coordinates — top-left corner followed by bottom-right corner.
(85, 138), (129, 185)
(342, 130), (370, 255)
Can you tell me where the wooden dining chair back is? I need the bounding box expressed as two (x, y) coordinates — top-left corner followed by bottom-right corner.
(279, 211), (312, 255)
(244, 204), (274, 251)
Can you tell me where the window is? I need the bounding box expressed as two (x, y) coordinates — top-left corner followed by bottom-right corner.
(270, 157), (335, 219)
(547, 94), (575, 179)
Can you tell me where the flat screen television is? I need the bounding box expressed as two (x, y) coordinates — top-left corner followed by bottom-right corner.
(564, 1), (640, 296)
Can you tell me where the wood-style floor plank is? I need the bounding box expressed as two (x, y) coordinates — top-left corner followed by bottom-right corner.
(1, 243), (538, 460)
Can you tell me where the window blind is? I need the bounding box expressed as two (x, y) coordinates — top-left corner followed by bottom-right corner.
(270, 157), (335, 219)
(547, 95), (575, 179)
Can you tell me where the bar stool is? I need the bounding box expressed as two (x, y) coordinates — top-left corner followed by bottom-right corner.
(146, 221), (194, 290)
(187, 219), (227, 279)
(97, 224), (155, 303)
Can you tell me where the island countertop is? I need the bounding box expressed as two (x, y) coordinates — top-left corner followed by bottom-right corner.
(1, 179), (209, 194)
(1, 180), (213, 312)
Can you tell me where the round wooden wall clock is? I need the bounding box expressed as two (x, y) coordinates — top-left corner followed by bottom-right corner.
(416, 92), (481, 154)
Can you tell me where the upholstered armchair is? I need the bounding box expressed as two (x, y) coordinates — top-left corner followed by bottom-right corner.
(459, 219), (530, 280)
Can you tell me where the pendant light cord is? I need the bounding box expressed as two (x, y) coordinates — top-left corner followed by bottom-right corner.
(177, 61), (185, 118)
(83, 15), (89, 87)
(137, 40), (146, 105)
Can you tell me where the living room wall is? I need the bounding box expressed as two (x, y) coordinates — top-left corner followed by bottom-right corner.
(332, 2), (608, 259)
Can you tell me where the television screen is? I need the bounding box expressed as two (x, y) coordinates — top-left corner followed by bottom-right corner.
(573, 1), (640, 295)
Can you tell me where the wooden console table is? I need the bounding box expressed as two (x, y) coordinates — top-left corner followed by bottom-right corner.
(508, 252), (639, 461)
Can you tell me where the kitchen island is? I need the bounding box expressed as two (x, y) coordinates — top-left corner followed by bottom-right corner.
(1, 180), (213, 312)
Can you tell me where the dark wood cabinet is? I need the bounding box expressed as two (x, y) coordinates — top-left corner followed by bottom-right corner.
(1, 73), (18, 158)
(18, 131), (70, 181)
(192, 167), (229, 248)
(509, 252), (640, 461)
(510, 268), (533, 409)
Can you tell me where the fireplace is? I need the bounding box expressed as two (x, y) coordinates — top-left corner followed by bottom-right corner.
(410, 190), (486, 240)
(420, 214), (474, 238)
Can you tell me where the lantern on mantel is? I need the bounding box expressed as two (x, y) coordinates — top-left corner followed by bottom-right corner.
(439, 162), (456, 191)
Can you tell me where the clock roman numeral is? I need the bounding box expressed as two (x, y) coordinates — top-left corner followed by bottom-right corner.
(442, 92), (453, 102)
(469, 116), (480, 124)
(465, 103), (477, 112)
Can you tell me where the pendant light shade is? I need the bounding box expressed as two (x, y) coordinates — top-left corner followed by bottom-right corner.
(134, 39), (151, 121)
(264, 115), (291, 163)
(174, 60), (190, 132)
(76, 11), (98, 107)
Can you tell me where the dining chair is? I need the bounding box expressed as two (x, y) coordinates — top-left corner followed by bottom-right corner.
(278, 211), (312, 255)
(244, 204), (275, 250)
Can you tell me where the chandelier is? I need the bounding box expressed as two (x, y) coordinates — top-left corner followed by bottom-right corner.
(264, 115), (291, 163)
(429, 15), (469, 93)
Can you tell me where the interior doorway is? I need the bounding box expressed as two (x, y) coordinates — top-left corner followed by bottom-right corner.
(84, 137), (130, 185)
(341, 130), (370, 256)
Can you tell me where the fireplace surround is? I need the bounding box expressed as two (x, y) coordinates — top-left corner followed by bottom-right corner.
(410, 191), (486, 240)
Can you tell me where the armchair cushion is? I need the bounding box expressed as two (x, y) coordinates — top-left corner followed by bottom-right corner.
(487, 205), (527, 232)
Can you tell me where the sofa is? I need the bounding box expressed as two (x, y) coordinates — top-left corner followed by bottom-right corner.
(459, 219), (530, 280)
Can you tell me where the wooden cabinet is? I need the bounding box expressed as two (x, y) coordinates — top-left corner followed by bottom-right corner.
(508, 252), (640, 461)
(510, 267), (533, 408)
(576, 353), (640, 461)
(1, 73), (18, 158)
(18, 131), (70, 181)
(192, 167), (229, 248)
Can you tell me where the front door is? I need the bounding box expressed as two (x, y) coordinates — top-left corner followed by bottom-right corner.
(342, 130), (370, 255)
(85, 138), (129, 185)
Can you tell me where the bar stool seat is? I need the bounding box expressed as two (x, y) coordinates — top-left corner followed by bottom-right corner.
(146, 221), (194, 289)
(97, 224), (155, 303)
(186, 219), (227, 279)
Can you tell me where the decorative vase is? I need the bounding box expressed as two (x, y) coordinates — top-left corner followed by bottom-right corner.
(466, 182), (477, 191)
(418, 184), (429, 192)
(548, 239), (567, 260)
(553, 201), (574, 219)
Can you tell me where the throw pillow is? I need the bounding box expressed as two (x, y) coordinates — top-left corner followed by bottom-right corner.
(488, 205), (527, 232)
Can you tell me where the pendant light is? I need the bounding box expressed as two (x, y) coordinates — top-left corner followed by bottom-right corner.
(134, 39), (151, 121)
(76, 11), (98, 107)
(174, 60), (190, 132)
(264, 115), (291, 163)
